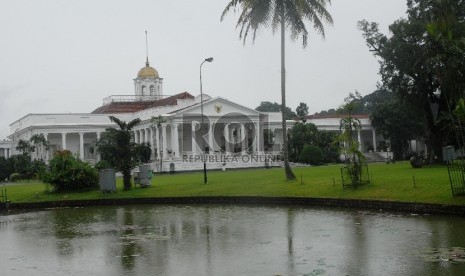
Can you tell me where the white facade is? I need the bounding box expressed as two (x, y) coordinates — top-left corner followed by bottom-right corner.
(5, 60), (392, 170)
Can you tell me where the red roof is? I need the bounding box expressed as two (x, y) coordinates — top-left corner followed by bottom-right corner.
(91, 92), (194, 114)
(303, 114), (370, 120)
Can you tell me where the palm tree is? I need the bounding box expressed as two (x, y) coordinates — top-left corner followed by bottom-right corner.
(96, 116), (141, 190)
(221, 0), (333, 180)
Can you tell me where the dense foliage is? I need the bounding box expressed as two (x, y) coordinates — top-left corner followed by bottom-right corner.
(359, 0), (465, 163)
(96, 116), (142, 190)
(288, 122), (339, 164)
(255, 101), (296, 120)
(299, 144), (323, 165)
(41, 150), (98, 192)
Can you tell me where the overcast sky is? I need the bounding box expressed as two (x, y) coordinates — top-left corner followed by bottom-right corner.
(0, 0), (408, 139)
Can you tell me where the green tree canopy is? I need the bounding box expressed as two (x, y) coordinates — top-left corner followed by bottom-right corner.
(370, 98), (425, 159)
(96, 116), (142, 190)
(255, 101), (296, 120)
(296, 102), (309, 120)
(359, 0), (465, 163)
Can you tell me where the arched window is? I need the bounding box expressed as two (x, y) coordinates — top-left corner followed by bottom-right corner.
(150, 85), (155, 95)
(141, 85), (146, 95)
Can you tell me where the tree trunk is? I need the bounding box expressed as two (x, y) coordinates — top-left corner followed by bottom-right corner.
(123, 170), (132, 190)
(280, 9), (296, 180)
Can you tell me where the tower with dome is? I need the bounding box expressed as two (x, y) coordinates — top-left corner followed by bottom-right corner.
(134, 58), (163, 99)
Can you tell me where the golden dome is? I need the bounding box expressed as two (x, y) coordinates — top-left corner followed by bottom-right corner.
(137, 61), (159, 78)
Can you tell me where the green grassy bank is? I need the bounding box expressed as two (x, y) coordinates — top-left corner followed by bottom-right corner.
(3, 161), (465, 206)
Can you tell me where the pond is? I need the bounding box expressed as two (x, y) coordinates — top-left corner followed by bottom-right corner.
(1, 204), (464, 276)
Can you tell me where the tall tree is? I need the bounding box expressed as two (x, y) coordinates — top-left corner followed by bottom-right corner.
(359, 0), (465, 163)
(370, 98), (425, 159)
(96, 116), (141, 190)
(222, 0), (333, 180)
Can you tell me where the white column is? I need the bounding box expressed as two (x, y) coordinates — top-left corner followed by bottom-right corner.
(139, 130), (143, 144)
(43, 133), (49, 162)
(96, 132), (101, 162)
(173, 123), (179, 158)
(208, 123), (214, 153)
(145, 128), (150, 145)
(241, 124), (247, 153)
(372, 129), (377, 152)
(162, 123), (167, 158)
(357, 129), (362, 151)
(253, 122), (260, 153)
(192, 122), (197, 155)
(79, 132), (85, 160)
(155, 126), (160, 159)
(230, 127), (235, 149)
(224, 123), (230, 153)
(61, 132), (67, 150)
(150, 127), (155, 160)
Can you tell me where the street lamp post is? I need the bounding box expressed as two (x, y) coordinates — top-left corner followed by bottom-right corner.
(200, 57), (213, 184)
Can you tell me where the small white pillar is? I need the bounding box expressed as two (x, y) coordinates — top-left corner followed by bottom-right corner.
(372, 129), (377, 152)
(192, 122), (197, 155)
(208, 123), (214, 153)
(173, 123), (179, 158)
(253, 122), (260, 153)
(79, 132), (85, 160)
(224, 123), (230, 153)
(357, 129), (362, 151)
(241, 124), (247, 153)
(43, 133), (49, 162)
(155, 126), (160, 159)
(162, 123), (167, 158)
(61, 132), (67, 150)
(145, 128), (150, 145)
(150, 127), (155, 160)
(96, 132), (101, 162)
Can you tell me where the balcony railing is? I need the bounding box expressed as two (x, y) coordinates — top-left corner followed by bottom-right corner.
(102, 95), (172, 105)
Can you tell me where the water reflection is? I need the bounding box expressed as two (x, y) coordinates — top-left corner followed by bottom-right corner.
(287, 208), (295, 276)
(0, 205), (464, 276)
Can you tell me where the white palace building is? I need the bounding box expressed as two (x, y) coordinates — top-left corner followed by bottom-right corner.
(1, 58), (391, 171)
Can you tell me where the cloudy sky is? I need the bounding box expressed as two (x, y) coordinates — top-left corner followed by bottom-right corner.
(0, 0), (407, 139)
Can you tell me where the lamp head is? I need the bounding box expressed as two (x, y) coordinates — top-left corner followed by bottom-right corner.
(205, 57), (214, 62)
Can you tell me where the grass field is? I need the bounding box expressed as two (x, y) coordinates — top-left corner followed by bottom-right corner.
(3, 161), (465, 205)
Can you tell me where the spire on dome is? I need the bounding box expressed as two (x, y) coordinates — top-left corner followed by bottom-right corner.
(136, 30), (159, 78)
(145, 30), (150, 66)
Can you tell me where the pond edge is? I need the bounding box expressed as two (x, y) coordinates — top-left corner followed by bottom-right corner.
(3, 197), (465, 216)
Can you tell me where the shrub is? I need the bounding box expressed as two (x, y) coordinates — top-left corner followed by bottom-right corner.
(9, 173), (21, 182)
(41, 150), (98, 192)
(95, 160), (112, 171)
(0, 157), (13, 181)
(299, 145), (323, 165)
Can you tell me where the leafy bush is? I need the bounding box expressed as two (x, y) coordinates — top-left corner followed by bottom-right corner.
(135, 143), (152, 163)
(299, 145), (323, 165)
(95, 160), (112, 171)
(0, 157), (13, 181)
(9, 173), (21, 182)
(41, 150), (98, 192)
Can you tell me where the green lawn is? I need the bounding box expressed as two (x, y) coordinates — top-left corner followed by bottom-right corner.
(3, 161), (465, 206)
